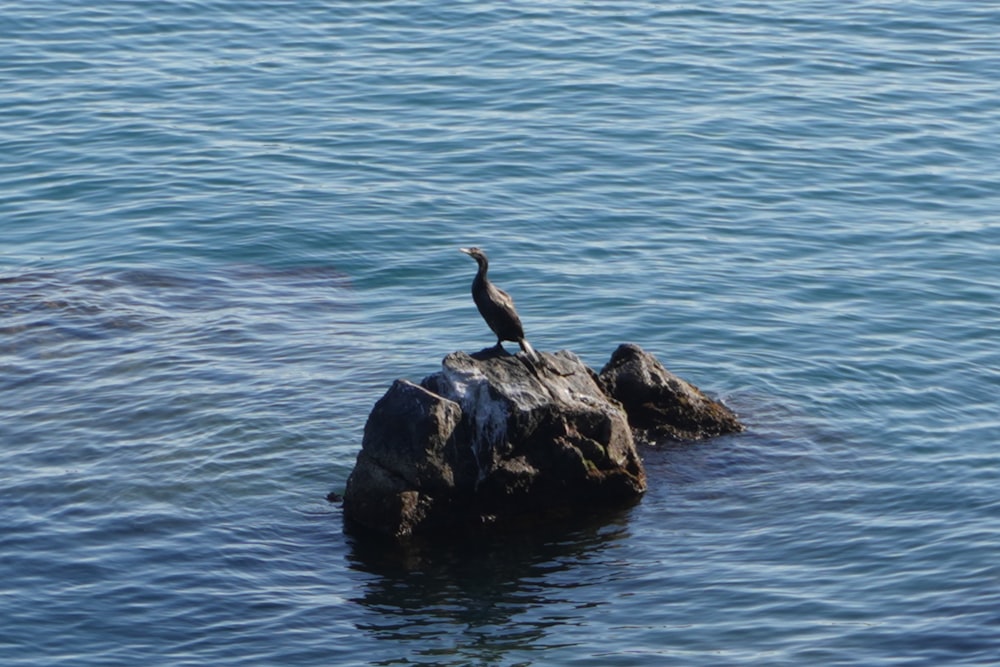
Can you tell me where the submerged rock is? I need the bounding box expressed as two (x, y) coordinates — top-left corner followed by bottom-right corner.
(599, 343), (744, 442)
(343, 348), (646, 539)
(341, 344), (743, 540)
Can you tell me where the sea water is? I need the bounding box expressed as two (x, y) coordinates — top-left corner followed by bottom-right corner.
(2, 2), (999, 665)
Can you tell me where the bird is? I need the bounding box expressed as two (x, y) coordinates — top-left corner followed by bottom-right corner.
(459, 247), (539, 361)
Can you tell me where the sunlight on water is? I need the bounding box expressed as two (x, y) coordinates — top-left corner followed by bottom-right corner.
(2, 1), (999, 665)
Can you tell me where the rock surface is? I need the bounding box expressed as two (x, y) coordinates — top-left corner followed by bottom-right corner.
(599, 343), (745, 441)
(341, 344), (743, 540)
(343, 348), (646, 539)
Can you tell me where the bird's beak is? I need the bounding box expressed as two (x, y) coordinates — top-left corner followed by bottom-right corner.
(459, 247), (472, 255)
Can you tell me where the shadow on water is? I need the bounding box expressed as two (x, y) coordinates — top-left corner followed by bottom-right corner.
(344, 506), (635, 664)
(0, 264), (355, 339)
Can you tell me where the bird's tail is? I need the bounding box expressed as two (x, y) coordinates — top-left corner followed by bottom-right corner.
(518, 337), (540, 362)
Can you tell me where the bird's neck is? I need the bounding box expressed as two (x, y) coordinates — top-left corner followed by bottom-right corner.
(475, 258), (489, 281)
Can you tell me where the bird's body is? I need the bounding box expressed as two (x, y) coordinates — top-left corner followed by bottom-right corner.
(460, 247), (538, 360)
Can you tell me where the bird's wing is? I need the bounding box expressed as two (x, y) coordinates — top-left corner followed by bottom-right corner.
(493, 285), (516, 309)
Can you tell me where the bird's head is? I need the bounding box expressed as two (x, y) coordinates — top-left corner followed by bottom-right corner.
(459, 247), (488, 266)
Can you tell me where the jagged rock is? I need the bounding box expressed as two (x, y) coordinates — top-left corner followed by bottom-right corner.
(343, 348), (646, 539)
(340, 379), (477, 538)
(598, 343), (744, 442)
(341, 344), (745, 540)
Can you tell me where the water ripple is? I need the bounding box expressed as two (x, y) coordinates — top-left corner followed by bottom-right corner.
(3, 1), (1000, 665)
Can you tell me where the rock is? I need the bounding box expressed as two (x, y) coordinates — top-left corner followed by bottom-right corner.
(341, 379), (477, 538)
(598, 343), (744, 442)
(341, 344), (744, 540)
(343, 348), (646, 539)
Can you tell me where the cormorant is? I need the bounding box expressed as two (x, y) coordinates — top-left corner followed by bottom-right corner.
(459, 247), (538, 360)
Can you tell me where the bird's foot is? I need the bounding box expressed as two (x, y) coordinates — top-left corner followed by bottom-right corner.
(472, 343), (510, 360)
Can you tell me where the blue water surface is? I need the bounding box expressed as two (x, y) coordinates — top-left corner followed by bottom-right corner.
(2, 1), (999, 665)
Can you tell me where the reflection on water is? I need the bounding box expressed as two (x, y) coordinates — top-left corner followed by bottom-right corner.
(346, 508), (634, 665)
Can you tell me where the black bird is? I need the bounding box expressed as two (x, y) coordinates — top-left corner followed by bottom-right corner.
(460, 247), (538, 360)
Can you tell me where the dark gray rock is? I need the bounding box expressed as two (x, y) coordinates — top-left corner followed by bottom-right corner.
(341, 379), (478, 538)
(599, 343), (744, 442)
(341, 344), (745, 540)
(343, 348), (646, 539)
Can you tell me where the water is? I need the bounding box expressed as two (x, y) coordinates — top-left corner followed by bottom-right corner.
(2, 1), (999, 664)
